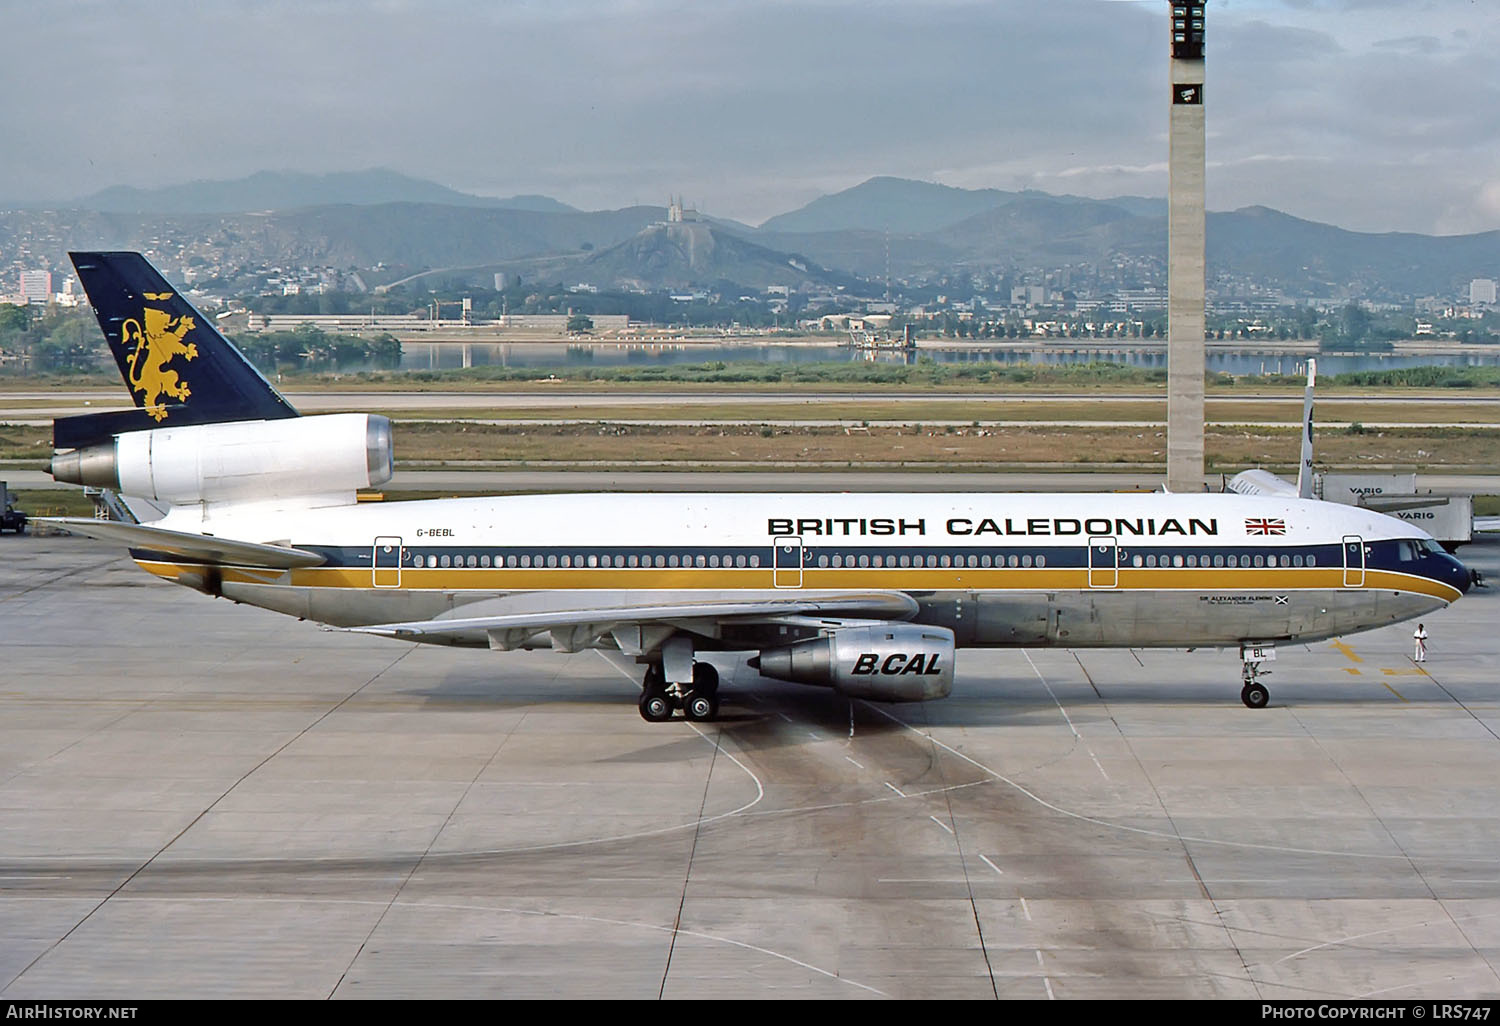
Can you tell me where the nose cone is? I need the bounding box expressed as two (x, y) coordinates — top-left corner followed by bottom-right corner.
(1446, 551), (1472, 594)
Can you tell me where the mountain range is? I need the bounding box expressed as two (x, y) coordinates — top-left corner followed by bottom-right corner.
(4, 170), (1497, 299)
(62, 168), (578, 216)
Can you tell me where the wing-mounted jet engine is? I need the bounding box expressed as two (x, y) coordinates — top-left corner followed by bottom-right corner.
(748, 623), (956, 702)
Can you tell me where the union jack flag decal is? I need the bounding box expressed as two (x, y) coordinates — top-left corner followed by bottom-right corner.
(1245, 517), (1287, 536)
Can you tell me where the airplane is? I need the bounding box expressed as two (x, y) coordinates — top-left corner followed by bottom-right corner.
(42, 252), (1472, 720)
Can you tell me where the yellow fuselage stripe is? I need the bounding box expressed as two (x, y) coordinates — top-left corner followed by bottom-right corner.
(131, 562), (1463, 603)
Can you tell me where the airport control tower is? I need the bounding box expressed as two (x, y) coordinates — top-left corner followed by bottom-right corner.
(1167, 1), (1206, 492)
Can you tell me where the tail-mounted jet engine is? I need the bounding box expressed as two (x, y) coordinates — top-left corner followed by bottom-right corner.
(50, 413), (393, 506)
(749, 624), (955, 702)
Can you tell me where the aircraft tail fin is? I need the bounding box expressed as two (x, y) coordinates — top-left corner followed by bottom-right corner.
(67, 252), (298, 433)
(1296, 358), (1317, 500)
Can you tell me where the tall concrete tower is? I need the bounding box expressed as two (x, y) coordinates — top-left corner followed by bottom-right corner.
(1167, 1), (1206, 492)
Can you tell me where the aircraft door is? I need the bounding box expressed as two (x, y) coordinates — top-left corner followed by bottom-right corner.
(373, 536), (403, 588)
(1087, 536), (1118, 588)
(773, 535), (803, 588)
(1342, 535), (1365, 587)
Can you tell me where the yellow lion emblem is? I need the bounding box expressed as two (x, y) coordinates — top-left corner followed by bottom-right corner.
(121, 292), (198, 421)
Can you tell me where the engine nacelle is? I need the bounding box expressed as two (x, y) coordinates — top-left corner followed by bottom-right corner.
(750, 624), (955, 702)
(51, 413), (393, 506)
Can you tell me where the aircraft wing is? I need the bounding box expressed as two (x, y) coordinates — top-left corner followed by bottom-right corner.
(343, 592), (921, 642)
(34, 517), (326, 569)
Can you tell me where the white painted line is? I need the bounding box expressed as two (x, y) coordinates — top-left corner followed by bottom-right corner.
(844, 756), (865, 769)
(1020, 896), (1032, 921)
(866, 701), (1460, 865)
(1036, 951), (1056, 999)
(977, 854), (1003, 876)
(929, 815), (954, 834)
(1023, 650), (1079, 739)
(884, 781), (906, 798)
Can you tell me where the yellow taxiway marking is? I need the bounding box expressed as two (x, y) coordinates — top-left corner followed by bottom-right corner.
(1381, 668), (1426, 677)
(1331, 640), (1363, 663)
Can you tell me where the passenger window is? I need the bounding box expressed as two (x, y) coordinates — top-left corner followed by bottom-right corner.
(1036, 554), (1045, 568)
(1022, 554), (1033, 568)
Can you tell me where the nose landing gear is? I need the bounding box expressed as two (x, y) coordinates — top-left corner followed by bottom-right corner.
(1240, 644), (1274, 709)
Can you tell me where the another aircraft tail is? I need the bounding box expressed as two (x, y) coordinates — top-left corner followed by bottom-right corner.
(59, 252), (297, 449)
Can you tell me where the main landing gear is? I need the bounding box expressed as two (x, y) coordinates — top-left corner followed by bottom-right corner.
(638, 661), (720, 723)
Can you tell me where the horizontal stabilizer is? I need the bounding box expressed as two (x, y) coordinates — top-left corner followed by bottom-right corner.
(1356, 495), (1450, 514)
(35, 518), (325, 569)
(343, 592), (921, 639)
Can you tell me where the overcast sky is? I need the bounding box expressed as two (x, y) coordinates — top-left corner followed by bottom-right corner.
(2, 0), (1496, 234)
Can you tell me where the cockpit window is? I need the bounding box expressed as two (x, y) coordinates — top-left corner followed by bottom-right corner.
(1397, 540), (1418, 562)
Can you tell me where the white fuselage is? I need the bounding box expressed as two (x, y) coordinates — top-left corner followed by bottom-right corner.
(134, 490), (1467, 651)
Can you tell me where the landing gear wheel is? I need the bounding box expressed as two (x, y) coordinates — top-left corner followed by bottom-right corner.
(690, 661), (719, 697)
(683, 691), (719, 722)
(1241, 682), (1269, 709)
(639, 689), (674, 722)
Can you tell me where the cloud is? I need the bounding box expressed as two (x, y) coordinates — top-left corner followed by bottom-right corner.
(0, 0), (1494, 233)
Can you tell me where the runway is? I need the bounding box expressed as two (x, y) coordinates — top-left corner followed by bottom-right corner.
(5, 388), (1500, 422)
(3, 534), (1500, 998)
